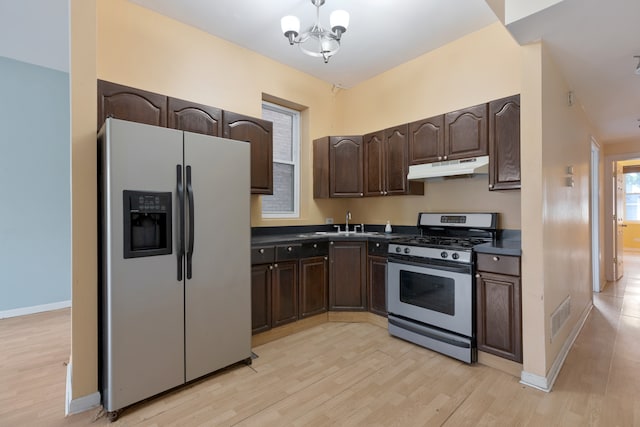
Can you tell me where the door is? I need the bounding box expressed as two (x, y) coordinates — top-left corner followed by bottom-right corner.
(184, 132), (251, 382)
(101, 119), (184, 411)
(613, 162), (625, 280)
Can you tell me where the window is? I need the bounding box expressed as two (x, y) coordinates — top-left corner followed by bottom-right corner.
(625, 172), (640, 221)
(261, 102), (300, 218)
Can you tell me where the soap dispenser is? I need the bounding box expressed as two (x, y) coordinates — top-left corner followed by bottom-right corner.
(385, 220), (392, 233)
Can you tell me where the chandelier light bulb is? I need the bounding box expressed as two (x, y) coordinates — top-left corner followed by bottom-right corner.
(330, 10), (349, 40)
(281, 15), (300, 45)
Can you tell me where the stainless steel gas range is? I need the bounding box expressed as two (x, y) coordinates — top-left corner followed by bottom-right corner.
(387, 212), (498, 363)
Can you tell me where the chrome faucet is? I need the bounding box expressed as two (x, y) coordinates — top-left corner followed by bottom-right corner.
(346, 211), (351, 233)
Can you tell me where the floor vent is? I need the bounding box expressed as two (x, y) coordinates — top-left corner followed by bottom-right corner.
(551, 296), (571, 340)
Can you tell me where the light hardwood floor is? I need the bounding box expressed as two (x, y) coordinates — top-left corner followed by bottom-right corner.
(1, 254), (639, 427)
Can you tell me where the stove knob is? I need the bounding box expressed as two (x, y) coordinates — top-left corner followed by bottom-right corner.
(404, 247), (411, 254)
(440, 251), (448, 259)
(395, 247), (402, 253)
(451, 252), (459, 260)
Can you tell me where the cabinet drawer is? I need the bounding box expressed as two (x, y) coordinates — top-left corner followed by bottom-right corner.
(300, 241), (328, 258)
(276, 244), (302, 261)
(252, 246), (275, 265)
(368, 240), (388, 256)
(476, 253), (520, 276)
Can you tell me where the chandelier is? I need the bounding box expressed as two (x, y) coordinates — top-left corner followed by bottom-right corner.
(280, 0), (350, 63)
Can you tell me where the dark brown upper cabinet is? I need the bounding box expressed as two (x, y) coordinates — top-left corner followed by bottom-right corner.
(488, 95), (521, 191)
(167, 97), (222, 137)
(444, 103), (488, 161)
(364, 126), (423, 196)
(98, 80), (167, 130)
(363, 131), (385, 197)
(222, 111), (274, 195)
(408, 115), (444, 165)
(313, 136), (364, 198)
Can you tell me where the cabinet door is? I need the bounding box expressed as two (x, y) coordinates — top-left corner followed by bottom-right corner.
(444, 103), (488, 160)
(168, 97), (222, 136)
(367, 255), (387, 317)
(385, 124), (411, 195)
(476, 271), (522, 362)
(489, 95), (521, 190)
(363, 131), (385, 196)
(97, 80), (167, 130)
(329, 241), (367, 310)
(223, 111), (273, 195)
(299, 256), (328, 318)
(408, 115), (444, 164)
(272, 261), (298, 327)
(251, 264), (272, 335)
(329, 136), (364, 197)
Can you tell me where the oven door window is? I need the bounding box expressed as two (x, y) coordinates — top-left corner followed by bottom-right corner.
(399, 270), (455, 315)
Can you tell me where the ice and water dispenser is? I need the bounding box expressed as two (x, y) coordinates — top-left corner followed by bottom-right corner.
(123, 190), (172, 258)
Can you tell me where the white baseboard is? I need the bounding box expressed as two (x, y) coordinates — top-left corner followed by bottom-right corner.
(65, 362), (101, 415)
(0, 300), (71, 319)
(520, 301), (593, 392)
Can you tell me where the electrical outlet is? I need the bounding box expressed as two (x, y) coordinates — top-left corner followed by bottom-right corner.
(325, 218), (334, 224)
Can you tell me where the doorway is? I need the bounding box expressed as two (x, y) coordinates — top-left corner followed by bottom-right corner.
(591, 141), (601, 291)
(603, 152), (640, 283)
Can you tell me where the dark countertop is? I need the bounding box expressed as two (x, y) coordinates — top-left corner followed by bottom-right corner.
(251, 226), (522, 256)
(251, 232), (405, 246)
(474, 239), (522, 256)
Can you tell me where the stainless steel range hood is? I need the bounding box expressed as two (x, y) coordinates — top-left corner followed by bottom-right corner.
(407, 155), (489, 180)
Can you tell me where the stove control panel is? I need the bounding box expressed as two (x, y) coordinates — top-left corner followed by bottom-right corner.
(388, 244), (472, 264)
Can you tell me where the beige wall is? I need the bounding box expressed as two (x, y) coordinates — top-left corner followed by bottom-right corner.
(335, 23), (522, 230)
(70, 0), (97, 400)
(539, 45), (593, 369)
(520, 42), (595, 379)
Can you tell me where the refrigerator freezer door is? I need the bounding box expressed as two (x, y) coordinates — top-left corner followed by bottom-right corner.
(101, 119), (185, 412)
(183, 132), (252, 382)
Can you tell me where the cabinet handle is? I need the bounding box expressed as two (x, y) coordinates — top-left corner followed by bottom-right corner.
(287, 246), (292, 252)
(360, 193), (364, 196)
(376, 243), (380, 248)
(438, 156), (443, 161)
(274, 263), (278, 268)
(330, 241), (334, 245)
(259, 248), (264, 254)
(313, 243), (317, 248)
(384, 191), (388, 195)
(324, 256), (328, 261)
(475, 273), (481, 278)
(488, 184), (494, 189)
(269, 265), (273, 270)
(493, 256), (499, 262)
(443, 155), (448, 160)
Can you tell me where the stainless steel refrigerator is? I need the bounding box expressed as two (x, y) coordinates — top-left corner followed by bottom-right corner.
(98, 118), (251, 417)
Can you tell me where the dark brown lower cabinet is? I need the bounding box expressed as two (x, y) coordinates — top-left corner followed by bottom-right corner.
(367, 255), (387, 317)
(272, 261), (298, 328)
(251, 264), (272, 334)
(475, 253), (522, 362)
(329, 241), (367, 311)
(299, 256), (328, 318)
(251, 261), (298, 334)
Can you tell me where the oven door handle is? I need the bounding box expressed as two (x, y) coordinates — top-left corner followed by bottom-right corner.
(388, 257), (471, 274)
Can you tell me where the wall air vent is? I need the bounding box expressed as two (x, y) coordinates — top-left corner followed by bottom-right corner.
(551, 296), (571, 341)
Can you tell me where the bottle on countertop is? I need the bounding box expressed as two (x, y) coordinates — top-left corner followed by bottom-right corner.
(385, 220), (392, 233)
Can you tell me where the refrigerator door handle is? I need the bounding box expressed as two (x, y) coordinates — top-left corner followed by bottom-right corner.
(186, 165), (195, 279)
(177, 164), (185, 281)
